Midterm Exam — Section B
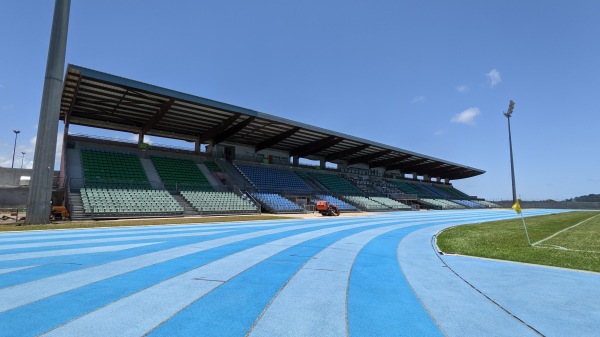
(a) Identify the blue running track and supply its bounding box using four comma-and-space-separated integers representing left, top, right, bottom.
1, 209, 598, 337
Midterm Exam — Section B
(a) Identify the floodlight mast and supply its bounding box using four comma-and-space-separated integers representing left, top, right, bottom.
26, 0, 71, 225
11, 130, 20, 168
504, 100, 517, 203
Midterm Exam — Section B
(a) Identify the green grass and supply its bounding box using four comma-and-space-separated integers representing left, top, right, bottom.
0, 215, 296, 232
437, 211, 600, 273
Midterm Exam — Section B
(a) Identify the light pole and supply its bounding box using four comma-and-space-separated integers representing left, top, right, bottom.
11, 130, 20, 168
21, 152, 26, 169
503, 100, 517, 204
26, 0, 71, 225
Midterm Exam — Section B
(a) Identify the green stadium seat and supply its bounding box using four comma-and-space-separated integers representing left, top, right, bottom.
151, 156, 213, 191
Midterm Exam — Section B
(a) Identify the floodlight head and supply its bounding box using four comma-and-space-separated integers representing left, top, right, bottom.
503, 100, 515, 118
13, 130, 20, 134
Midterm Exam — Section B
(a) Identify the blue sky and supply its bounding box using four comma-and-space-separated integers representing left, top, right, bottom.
1, 1, 599, 200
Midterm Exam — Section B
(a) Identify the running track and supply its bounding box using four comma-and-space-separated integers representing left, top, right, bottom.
1, 209, 598, 337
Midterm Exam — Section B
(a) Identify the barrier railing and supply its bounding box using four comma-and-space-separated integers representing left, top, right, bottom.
86, 205, 184, 220
69, 178, 164, 190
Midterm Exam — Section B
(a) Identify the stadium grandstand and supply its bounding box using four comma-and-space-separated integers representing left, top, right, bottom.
50, 64, 500, 219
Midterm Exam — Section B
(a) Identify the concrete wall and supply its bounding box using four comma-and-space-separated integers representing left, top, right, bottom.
65, 147, 83, 181
0, 187, 29, 208
0, 168, 34, 187
256, 148, 289, 159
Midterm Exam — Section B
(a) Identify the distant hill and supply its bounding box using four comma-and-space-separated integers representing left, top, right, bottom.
565, 194, 600, 202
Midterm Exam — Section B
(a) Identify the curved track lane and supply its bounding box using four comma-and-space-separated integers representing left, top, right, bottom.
1, 209, 594, 337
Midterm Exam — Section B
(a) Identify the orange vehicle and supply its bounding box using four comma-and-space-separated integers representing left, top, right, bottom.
316, 201, 340, 216
51, 206, 70, 220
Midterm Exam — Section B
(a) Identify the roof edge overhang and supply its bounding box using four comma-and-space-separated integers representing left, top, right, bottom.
61, 64, 485, 180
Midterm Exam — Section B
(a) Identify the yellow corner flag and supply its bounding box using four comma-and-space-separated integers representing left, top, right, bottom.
512, 199, 522, 214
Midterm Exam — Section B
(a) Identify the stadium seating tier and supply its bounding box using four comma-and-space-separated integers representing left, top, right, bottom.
180, 191, 258, 214
80, 188, 182, 216
151, 156, 212, 191
81, 149, 150, 188
236, 163, 313, 193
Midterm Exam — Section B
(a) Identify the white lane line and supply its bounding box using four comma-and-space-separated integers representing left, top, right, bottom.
40, 219, 404, 337
0, 221, 299, 243
532, 213, 600, 246
0, 242, 160, 262
0, 219, 353, 313
0, 230, 232, 250
248, 224, 405, 337
0, 265, 40, 275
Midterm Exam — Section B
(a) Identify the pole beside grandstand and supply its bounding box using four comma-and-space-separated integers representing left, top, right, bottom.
26, 0, 71, 224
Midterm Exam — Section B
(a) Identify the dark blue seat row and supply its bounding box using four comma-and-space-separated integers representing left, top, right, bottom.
236, 163, 313, 193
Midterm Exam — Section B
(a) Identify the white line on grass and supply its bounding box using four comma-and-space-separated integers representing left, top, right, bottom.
532, 213, 600, 247
533, 244, 600, 255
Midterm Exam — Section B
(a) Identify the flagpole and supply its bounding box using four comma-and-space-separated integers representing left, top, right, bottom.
520, 212, 531, 246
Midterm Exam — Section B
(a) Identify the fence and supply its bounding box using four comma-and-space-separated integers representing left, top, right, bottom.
494, 200, 600, 210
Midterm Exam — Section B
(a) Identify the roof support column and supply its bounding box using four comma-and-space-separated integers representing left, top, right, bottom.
320, 159, 326, 169
292, 155, 299, 167
26, 0, 71, 225
194, 138, 201, 155
207, 141, 217, 158
58, 111, 70, 189
138, 132, 144, 144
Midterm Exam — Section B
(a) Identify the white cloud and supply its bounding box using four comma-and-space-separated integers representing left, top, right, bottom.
411, 96, 426, 103
26, 133, 64, 168
456, 85, 469, 93
130, 134, 154, 144
1, 104, 14, 110
451, 107, 481, 125
434, 130, 445, 136
486, 69, 501, 86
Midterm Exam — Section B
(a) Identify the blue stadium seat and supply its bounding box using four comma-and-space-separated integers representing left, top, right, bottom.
252, 192, 304, 213
236, 163, 313, 193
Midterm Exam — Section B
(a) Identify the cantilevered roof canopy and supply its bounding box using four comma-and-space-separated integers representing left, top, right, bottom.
60, 65, 484, 180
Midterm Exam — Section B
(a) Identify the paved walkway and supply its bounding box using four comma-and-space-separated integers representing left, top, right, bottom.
0, 209, 597, 336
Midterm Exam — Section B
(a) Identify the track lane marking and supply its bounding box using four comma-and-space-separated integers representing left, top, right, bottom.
40, 220, 403, 337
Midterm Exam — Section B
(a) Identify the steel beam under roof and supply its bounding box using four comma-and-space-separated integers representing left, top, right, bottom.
347, 150, 393, 166
255, 127, 301, 152
369, 155, 412, 169
59, 65, 485, 180
197, 114, 240, 143
290, 136, 343, 157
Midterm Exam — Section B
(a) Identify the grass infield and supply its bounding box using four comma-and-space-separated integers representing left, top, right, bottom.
0, 215, 296, 232
437, 211, 600, 273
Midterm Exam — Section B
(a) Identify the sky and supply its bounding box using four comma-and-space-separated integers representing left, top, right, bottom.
1, 1, 599, 201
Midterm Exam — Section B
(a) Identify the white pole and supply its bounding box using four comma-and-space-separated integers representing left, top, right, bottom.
520, 213, 531, 246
